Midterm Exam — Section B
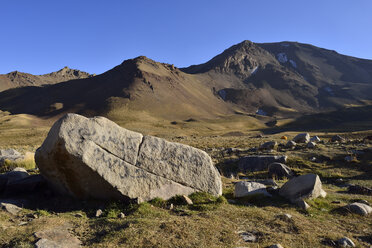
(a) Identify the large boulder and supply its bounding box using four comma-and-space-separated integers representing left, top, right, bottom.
35, 114, 222, 202
238, 155, 287, 172
279, 174, 326, 202
292, 133, 310, 143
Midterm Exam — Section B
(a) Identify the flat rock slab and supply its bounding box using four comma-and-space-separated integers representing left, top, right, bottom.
238, 155, 287, 172
35, 114, 222, 202
0, 202, 22, 215
234, 181, 271, 198
34, 226, 81, 248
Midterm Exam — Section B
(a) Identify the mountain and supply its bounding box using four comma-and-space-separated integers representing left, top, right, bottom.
0, 40, 372, 123
0, 67, 94, 92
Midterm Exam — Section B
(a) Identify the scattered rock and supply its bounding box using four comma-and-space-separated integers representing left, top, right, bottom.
306, 142, 316, 148
346, 202, 372, 216
293, 198, 310, 210
234, 181, 271, 198
310, 136, 321, 142
331, 135, 344, 142
118, 212, 125, 218
279, 174, 326, 202
337, 237, 355, 247
259, 141, 277, 150
348, 185, 372, 195
238, 155, 287, 172
168, 204, 174, 210
0, 149, 24, 166
181, 195, 193, 205
95, 209, 103, 217
285, 141, 296, 149
268, 163, 293, 179
293, 133, 310, 143
35, 114, 222, 202
238, 231, 257, 242
268, 244, 284, 248
34, 226, 81, 248
74, 213, 84, 218
0, 202, 22, 215
277, 213, 292, 221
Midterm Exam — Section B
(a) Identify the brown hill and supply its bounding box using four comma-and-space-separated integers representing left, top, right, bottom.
0, 66, 94, 92
0, 40, 372, 124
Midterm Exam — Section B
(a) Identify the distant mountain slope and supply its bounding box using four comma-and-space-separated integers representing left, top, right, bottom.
0, 57, 236, 120
183, 40, 372, 115
0, 67, 94, 92
0, 40, 372, 122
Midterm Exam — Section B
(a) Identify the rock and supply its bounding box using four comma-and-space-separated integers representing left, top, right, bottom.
0, 168, 30, 192
0, 202, 22, 215
306, 142, 316, 148
0, 149, 24, 166
234, 181, 271, 198
268, 163, 293, 179
331, 135, 344, 142
168, 204, 174, 210
279, 174, 326, 202
269, 244, 284, 248
354, 199, 370, 205
181, 195, 193, 205
75, 213, 84, 218
344, 156, 354, 162
348, 185, 372, 195
3, 174, 46, 196
292, 133, 310, 143
259, 141, 277, 150
118, 212, 125, 218
337, 237, 355, 247
239, 231, 257, 242
35, 239, 61, 248
285, 140, 296, 149
95, 209, 103, 217
238, 155, 287, 172
34, 227, 81, 248
293, 198, 310, 210
310, 136, 321, 142
346, 202, 372, 216
35, 114, 222, 202
277, 213, 292, 221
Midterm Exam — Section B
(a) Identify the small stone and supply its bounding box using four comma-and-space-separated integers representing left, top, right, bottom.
331, 135, 344, 142
168, 204, 174, 210
269, 244, 284, 248
259, 141, 277, 150
346, 202, 372, 216
182, 195, 193, 205
307, 142, 316, 148
278, 213, 292, 221
18, 221, 28, 226
0, 203, 22, 215
310, 136, 321, 142
95, 209, 103, 217
35, 238, 61, 248
118, 212, 125, 218
293, 199, 310, 210
337, 237, 355, 247
285, 141, 296, 148
239, 231, 257, 242
293, 133, 310, 143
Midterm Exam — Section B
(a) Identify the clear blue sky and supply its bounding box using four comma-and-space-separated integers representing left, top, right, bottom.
1, 0, 371, 75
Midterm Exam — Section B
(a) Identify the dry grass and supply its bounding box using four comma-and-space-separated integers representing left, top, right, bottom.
0, 115, 371, 247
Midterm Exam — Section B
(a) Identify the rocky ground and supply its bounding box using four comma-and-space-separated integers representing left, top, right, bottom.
0, 129, 371, 248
